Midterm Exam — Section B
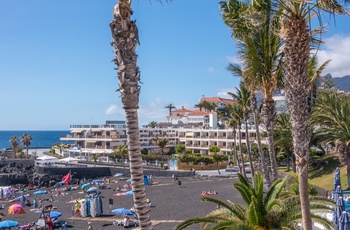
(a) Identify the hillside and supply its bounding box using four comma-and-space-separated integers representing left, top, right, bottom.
334, 75, 350, 91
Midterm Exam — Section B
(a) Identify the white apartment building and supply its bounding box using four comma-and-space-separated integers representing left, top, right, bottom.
60, 120, 263, 156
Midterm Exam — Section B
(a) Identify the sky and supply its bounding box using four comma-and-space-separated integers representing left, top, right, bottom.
1, 0, 350, 130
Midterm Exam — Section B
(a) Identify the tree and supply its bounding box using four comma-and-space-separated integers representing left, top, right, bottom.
148, 121, 158, 128
115, 145, 129, 168
273, 113, 295, 172
152, 137, 168, 170
220, 0, 283, 183
231, 104, 247, 179
110, 0, 151, 227
280, 0, 348, 227
165, 103, 176, 116
175, 172, 335, 230
52, 143, 69, 155
21, 133, 32, 158
227, 111, 242, 174
229, 82, 255, 178
9, 136, 20, 158
194, 102, 205, 111
208, 145, 222, 175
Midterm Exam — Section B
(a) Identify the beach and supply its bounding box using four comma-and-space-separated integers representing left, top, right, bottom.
0, 175, 241, 229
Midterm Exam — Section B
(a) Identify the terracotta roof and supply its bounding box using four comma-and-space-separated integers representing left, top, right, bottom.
172, 108, 193, 113
188, 110, 209, 115
200, 97, 235, 104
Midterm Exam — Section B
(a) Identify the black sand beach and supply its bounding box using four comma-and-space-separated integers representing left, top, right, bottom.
0, 176, 242, 229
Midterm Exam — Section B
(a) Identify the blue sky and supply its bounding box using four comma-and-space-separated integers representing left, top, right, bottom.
1, 1, 349, 130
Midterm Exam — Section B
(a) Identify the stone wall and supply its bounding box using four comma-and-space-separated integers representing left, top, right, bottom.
0, 159, 35, 186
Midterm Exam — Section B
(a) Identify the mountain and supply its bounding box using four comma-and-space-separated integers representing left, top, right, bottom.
333, 75, 350, 91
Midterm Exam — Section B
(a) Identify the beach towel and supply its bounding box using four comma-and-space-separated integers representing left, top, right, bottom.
96, 196, 101, 216
86, 198, 91, 216
90, 198, 97, 217
80, 199, 86, 217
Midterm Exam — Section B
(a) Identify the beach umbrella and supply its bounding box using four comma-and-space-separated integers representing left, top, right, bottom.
335, 185, 344, 202
335, 167, 342, 191
57, 181, 65, 185
114, 173, 123, 177
92, 179, 104, 183
335, 197, 346, 224
111, 208, 133, 216
81, 183, 91, 189
86, 187, 98, 193
126, 179, 132, 183
8, 204, 25, 214
338, 211, 350, 230
34, 190, 47, 195
49, 211, 62, 219
14, 194, 29, 201
0, 220, 19, 229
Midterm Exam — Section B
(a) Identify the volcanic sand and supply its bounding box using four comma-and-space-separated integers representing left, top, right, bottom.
0, 176, 242, 230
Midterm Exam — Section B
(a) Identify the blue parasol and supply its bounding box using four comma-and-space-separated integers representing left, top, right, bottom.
125, 190, 133, 196
126, 179, 132, 183
338, 211, 350, 230
334, 185, 344, 202
92, 179, 104, 183
111, 208, 133, 216
86, 187, 98, 193
114, 173, 123, 177
0, 220, 19, 229
81, 183, 91, 189
33, 190, 47, 195
49, 211, 62, 220
335, 167, 342, 191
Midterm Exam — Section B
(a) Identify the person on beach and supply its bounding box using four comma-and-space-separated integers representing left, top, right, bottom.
87, 222, 93, 230
74, 200, 81, 217
0, 188, 3, 200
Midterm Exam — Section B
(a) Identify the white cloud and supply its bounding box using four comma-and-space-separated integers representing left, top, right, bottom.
217, 88, 237, 99
105, 104, 123, 115
317, 34, 350, 77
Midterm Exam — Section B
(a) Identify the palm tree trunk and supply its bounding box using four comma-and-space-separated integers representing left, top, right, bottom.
110, 1, 152, 229
26, 146, 29, 158
161, 149, 164, 170
261, 99, 279, 181
232, 130, 242, 174
238, 127, 247, 178
283, 16, 312, 230
251, 95, 271, 186
244, 114, 255, 178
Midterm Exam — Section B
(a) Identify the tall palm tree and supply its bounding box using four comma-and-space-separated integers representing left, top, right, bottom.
281, 1, 348, 227
194, 102, 205, 111
227, 110, 242, 174
229, 82, 255, 178
21, 133, 32, 158
227, 64, 271, 186
115, 145, 129, 168
9, 136, 20, 158
152, 137, 168, 170
220, 0, 283, 183
165, 103, 176, 116
175, 172, 335, 230
110, 0, 151, 228
231, 104, 247, 179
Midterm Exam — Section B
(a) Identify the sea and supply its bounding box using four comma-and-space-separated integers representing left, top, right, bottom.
0, 130, 74, 150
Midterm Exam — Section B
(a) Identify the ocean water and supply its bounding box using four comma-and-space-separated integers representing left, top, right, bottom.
0, 130, 73, 150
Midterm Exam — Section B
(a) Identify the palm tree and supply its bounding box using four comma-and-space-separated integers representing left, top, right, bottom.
52, 143, 69, 155
227, 111, 242, 174
165, 103, 176, 116
9, 136, 20, 158
152, 137, 168, 170
148, 121, 158, 128
220, 0, 283, 184
311, 91, 350, 187
280, 0, 348, 227
20, 133, 32, 158
274, 113, 295, 172
194, 102, 205, 111
110, 0, 151, 227
231, 104, 247, 179
208, 145, 222, 175
229, 82, 255, 178
115, 145, 129, 168
175, 172, 335, 230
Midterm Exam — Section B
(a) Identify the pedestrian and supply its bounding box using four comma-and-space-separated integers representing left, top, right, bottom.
87, 222, 93, 230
